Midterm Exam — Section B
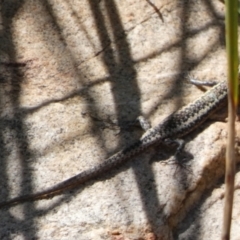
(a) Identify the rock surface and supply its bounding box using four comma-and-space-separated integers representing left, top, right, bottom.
0, 0, 239, 239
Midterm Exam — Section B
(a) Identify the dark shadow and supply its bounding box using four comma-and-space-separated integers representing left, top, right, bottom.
86, 0, 168, 232
0, 0, 38, 239
145, 0, 164, 22
173, 160, 236, 239
0, 0, 228, 239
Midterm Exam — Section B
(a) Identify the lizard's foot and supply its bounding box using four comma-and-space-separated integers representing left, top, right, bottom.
118, 115, 151, 132
163, 138, 192, 171
164, 138, 185, 154
136, 116, 151, 131
187, 73, 218, 87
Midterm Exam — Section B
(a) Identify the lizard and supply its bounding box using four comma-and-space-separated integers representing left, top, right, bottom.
0, 79, 228, 208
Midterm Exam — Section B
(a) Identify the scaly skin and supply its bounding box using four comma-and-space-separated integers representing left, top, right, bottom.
0, 81, 227, 208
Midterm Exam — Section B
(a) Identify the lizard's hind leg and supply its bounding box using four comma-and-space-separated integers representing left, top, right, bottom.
136, 116, 151, 131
